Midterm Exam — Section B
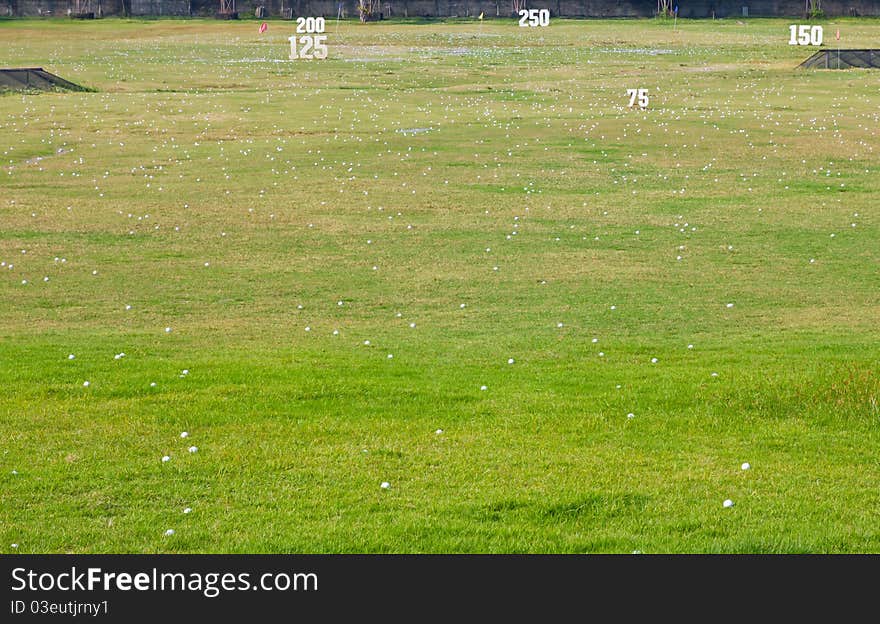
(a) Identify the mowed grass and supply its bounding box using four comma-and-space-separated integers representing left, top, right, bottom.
1, 17, 879, 553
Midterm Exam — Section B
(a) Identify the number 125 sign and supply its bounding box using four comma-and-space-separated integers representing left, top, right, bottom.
290, 17, 328, 60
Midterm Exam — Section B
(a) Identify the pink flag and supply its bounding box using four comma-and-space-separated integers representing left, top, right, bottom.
259, 22, 268, 33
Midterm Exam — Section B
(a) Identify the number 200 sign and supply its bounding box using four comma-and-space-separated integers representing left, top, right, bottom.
290, 17, 328, 60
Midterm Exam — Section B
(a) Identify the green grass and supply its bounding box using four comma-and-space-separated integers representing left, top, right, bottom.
1, 17, 879, 553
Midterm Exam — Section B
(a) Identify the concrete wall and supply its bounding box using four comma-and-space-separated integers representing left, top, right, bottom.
4, 0, 880, 17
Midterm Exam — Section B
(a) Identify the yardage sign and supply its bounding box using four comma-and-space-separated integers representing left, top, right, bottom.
789, 25, 823, 45
289, 17, 328, 60
627, 88, 648, 108
519, 9, 550, 27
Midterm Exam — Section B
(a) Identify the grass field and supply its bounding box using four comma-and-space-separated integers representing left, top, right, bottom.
1, 16, 879, 553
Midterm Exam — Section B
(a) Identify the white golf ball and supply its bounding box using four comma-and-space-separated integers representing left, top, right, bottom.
651, 357, 658, 364
741, 462, 751, 471
480, 385, 487, 391
82, 381, 90, 387
507, 358, 514, 364
180, 432, 188, 438
68, 354, 75, 360
164, 529, 175, 536
165, 327, 172, 333
188, 446, 198, 453
380, 482, 390, 489
161, 455, 170, 463
435, 429, 443, 435
183, 508, 192, 514
723, 499, 734, 508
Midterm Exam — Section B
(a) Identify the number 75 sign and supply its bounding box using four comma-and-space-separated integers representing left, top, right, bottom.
627, 88, 649, 108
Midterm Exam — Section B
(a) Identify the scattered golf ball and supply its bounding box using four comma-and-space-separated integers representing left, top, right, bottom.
188, 446, 198, 453
480, 385, 487, 391
508, 358, 515, 364
161, 455, 170, 463
741, 462, 751, 471
380, 482, 390, 489
165, 327, 172, 333
435, 429, 443, 435
68, 354, 75, 360
723, 499, 734, 508
650, 357, 658, 364
726, 303, 734, 308
180, 432, 189, 438
627, 413, 635, 419
82, 381, 90, 387
164, 529, 175, 536
183, 508, 192, 514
